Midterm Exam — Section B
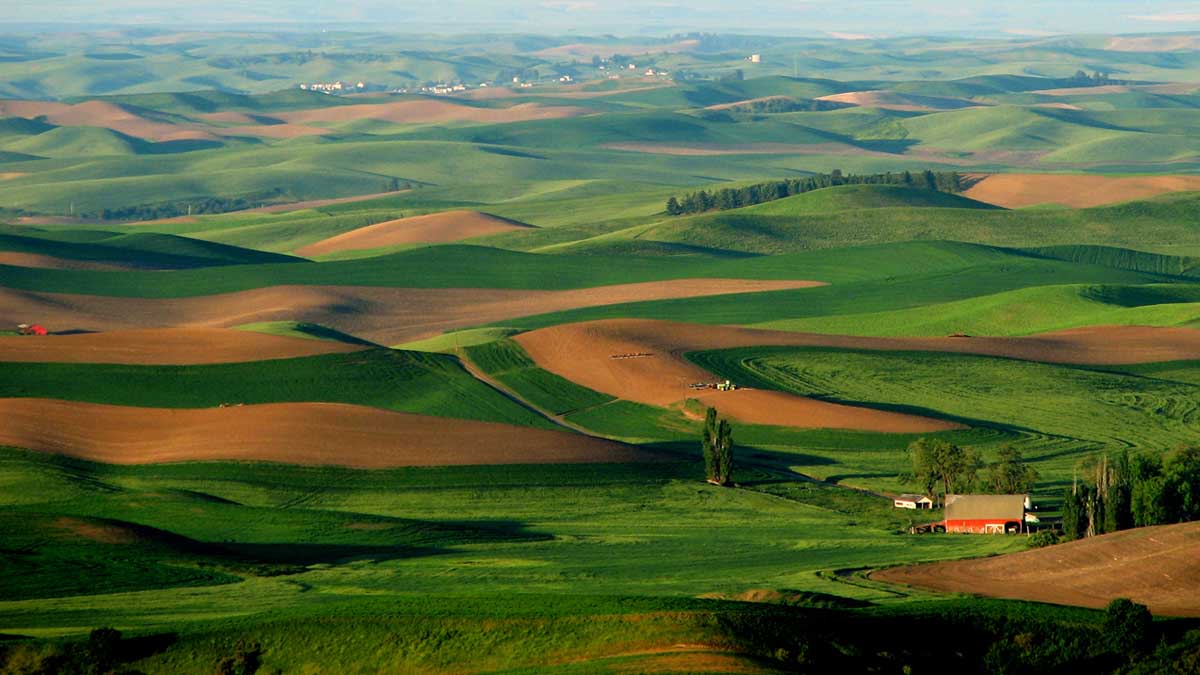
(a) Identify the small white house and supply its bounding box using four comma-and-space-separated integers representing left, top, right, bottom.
894, 494, 934, 510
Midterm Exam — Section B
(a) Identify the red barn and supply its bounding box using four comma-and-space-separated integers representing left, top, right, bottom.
17, 324, 48, 336
943, 494, 1028, 534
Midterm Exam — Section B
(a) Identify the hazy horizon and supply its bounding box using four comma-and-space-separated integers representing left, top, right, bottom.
3, 1, 1200, 37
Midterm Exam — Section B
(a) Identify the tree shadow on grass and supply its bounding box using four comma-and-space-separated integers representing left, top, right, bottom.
219, 518, 551, 568
119, 632, 179, 664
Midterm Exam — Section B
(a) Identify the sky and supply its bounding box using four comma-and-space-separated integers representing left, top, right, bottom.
3, 0, 1200, 36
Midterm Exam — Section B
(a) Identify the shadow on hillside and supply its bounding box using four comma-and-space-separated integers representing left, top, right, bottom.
119, 632, 179, 664
220, 518, 550, 568
853, 138, 920, 154
821, 472, 896, 485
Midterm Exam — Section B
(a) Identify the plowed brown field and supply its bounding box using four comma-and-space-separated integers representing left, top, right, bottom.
0, 399, 650, 467
515, 320, 960, 432
815, 90, 979, 111
0, 280, 822, 345
0, 252, 133, 271
0, 327, 366, 364
874, 522, 1200, 616
515, 319, 1200, 430
963, 173, 1200, 208
0, 100, 220, 142
296, 210, 532, 256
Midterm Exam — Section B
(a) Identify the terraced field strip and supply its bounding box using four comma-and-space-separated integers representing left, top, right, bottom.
0, 399, 651, 467
964, 173, 1200, 209
692, 344, 1200, 467
0, 279, 823, 344
515, 320, 960, 433
874, 522, 1200, 616
0, 327, 367, 364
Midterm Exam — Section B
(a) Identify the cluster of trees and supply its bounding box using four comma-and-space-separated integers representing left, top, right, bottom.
0, 627, 137, 675
708, 98, 847, 115
908, 439, 1038, 504
701, 407, 734, 486
382, 177, 415, 193
211, 51, 396, 68
0, 628, 266, 675
84, 190, 286, 221
1070, 69, 1122, 85
665, 170, 964, 215
1062, 446, 1200, 540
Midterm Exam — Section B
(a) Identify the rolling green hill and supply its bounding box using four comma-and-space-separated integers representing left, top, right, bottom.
6, 35, 1200, 675
0, 348, 553, 428
502, 256, 1173, 332
753, 283, 1200, 336
691, 345, 1200, 467
0, 227, 304, 268
629, 190, 1200, 256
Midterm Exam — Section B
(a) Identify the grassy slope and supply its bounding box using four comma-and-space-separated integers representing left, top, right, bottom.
636, 190, 1200, 256
234, 321, 379, 346
0, 238, 1078, 298
0, 227, 303, 267
464, 339, 615, 416
754, 283, 1200, 336
502, 255, 1171, 332
0, 449, 1020, 638
690, 346, 1200, 485
0, 349, 553, 428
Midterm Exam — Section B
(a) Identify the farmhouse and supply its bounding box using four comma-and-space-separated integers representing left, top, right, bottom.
894, 494, 934, 509
943, 494, 1029, 534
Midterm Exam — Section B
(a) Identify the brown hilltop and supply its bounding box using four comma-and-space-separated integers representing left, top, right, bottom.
875, 522, 1200, 617
0, 399, 653, 468
296, 211, 534, 257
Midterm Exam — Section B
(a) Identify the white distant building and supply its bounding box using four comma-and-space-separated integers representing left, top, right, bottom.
749, 54, 762, 63
301, 80, 360, 94
893, 494, 934, 510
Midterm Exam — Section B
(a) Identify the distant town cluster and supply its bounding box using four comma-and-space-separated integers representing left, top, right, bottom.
295, 54, 681, 97
299, 80, 367, 93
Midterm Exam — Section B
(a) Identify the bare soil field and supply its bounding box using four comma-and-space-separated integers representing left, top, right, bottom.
603, 142, 860, 156
815, 90, 980, 111
0, 399, 649, 468
217, 123, 331, 139
526, 319, 1200, 366
0, 327, 366, 364
703, 96, 794, 111
296, 210, 534, 256
874, 522, 1200, 617
515, 319, 1200, 429
0, 279, 822, 345
0, 100, 220, 142
0, 172, 26, 180
963, 173, 1200, 208
1029, 84, 1135, 97
276, 100, 590, 125
198, 111, 284, 125
1105, 35, 1200, 52
0, 252, 134, 271
515, 320, 960, 432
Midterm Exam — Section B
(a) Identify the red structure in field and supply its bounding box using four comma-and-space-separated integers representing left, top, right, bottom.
943, 494, 1029, 534
17, 324, 48, 336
